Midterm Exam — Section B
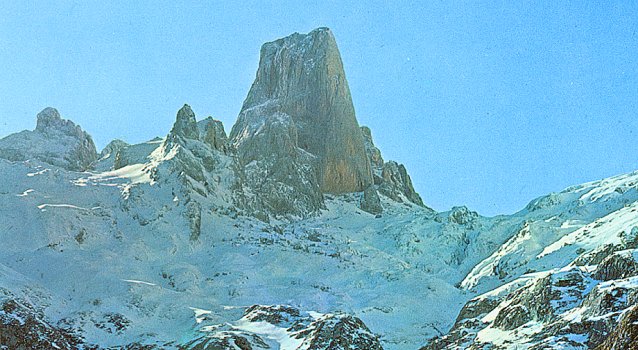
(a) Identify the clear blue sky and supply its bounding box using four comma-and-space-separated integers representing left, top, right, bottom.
1, 1, 637, 216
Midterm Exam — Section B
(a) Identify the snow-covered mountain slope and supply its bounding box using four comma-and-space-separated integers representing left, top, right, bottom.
0, 97, 522, 349
423, 175, 638, 349
5, 114, 636, 349
461, 170, 638, 294
0, 145, 510, 348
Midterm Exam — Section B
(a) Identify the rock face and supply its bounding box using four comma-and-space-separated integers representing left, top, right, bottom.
361, 126, 424, 206
198, 117, 229, 153
596, 305, 638, 350
170, 104, 200, 140
226, 28, 425, 218
423, 245, 638, 350
298, 313, 384, 350
232, 111, 324, 219
360, 185, 383, 215
0, 297, 91, 349
0, 107, 97, 171
230, 27, 373, 195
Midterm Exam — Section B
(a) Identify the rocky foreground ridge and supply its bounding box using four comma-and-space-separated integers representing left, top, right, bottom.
1, 27, 638, 350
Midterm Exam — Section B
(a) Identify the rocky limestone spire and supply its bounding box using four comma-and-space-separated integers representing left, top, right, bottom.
35, 107, 62, 132
170, 104, 199, 140
230, 27, 373, 194
197, 117, 229, 153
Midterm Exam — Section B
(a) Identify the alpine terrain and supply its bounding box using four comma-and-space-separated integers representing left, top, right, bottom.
0, 28, 637, 350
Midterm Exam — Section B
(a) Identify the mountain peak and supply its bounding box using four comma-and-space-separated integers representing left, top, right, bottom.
231, 27, 372, 194
170, 104, 199, 140
0, 107, 97, 171
35, 107, 61, 130
34, 107, 85, 138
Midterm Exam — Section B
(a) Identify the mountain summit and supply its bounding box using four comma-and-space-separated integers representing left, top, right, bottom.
228, 28, 423, 218
0, 107, 97, 171
230, 27, 373, 194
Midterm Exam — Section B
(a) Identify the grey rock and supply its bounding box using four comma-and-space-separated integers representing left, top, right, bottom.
182, 331, 269, 349
361, 126, 384, 175
447, 206, 479, 225
0, 297, 90, 349
379, 161, 424, 206
198, 117, 229, 153
595, 304, 638, 350
232, 112, 324, 219
162, 105, 226, 190
241, 305, 383, 350
361, 126, 424, 206
230, 27, 373, 195
593, 250, 638, 281
0, 107, 97, 171
298, 313, 384, 350
186, 201, 202, 241
99, 139, 129, 160
360, 186, 383, 215
227, 28, 425, 218
94, 139, 130, 171
170, 104, 199, 140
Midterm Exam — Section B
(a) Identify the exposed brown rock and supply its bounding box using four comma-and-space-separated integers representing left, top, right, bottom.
595, 305, 638, 350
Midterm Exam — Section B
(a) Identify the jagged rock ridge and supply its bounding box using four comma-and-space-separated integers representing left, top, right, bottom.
361, 126, 424, 207
0, 107, 97, 171
187, 305, 384, 349
422, 170, 638, 349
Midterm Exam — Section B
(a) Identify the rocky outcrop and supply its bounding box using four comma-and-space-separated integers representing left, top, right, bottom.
163, 105, 229, 188
595, 305, 638, 350
170, 104, 199, 140
379, 161, 423, 206
0, 107, 97, 171
192, 305, 384, 350
183, 332, 269, 349
230, 27, 373, 195
198, 117, 229, 153
424, 249, 638, 350
231, 112, 324, 219
360, 186, 383, 215
297, 313, 384, 350
0, 297, 92, 349
99, 139, 129, 160
226, 28, 426, 218
447, 206, 479, 226
361, 125, 424, 206
593, 250, 638, 281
